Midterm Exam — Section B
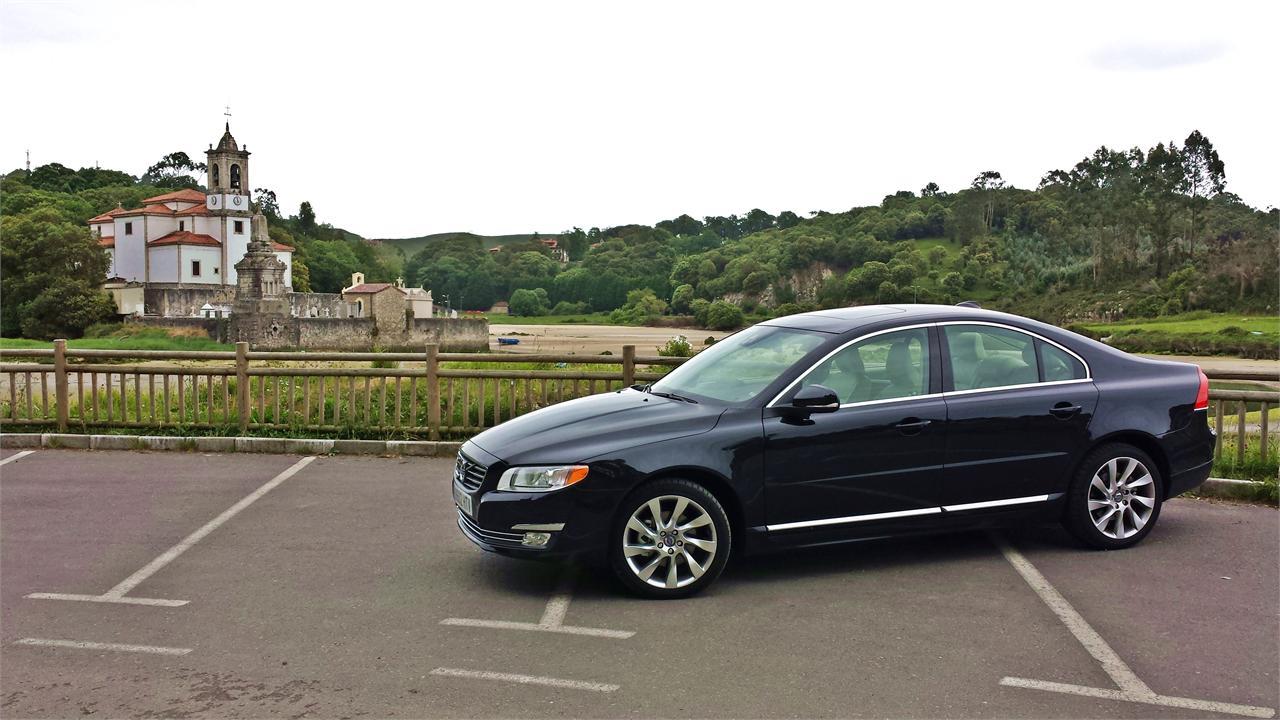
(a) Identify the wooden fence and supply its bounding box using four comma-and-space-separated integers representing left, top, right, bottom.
0, 342, 679, 440
0, 341, 1276, 464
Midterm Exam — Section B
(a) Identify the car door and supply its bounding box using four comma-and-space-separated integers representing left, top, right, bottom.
763, 325, 947, 532
938, 323, 1098, 510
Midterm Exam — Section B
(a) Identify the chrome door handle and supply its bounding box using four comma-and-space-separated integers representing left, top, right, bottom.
895, 418, 932, 434
1050, 403, 1082, 419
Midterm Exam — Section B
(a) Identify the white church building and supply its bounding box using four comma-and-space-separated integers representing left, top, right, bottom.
89, 124, 293, 287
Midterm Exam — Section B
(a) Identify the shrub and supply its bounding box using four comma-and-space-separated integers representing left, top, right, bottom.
509, 288, 549, 316
657, 335, 693, 357
704, 301, 745, 330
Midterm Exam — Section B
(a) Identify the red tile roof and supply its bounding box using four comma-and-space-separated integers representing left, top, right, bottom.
273, 242, 295, 252
149, 231, 221, 247
175, 204, 211, 216
88, 207, 129, 223
344, 283, 403, 294
116, 203, 176, 217
141, 188, 207, 204
98, 235, 115, 248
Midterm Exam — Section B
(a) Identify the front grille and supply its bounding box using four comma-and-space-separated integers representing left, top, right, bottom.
454, 452, 487, 491
458, 511, 525, 547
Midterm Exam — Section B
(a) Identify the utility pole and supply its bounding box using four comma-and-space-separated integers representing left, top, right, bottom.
25, 148, 30, 174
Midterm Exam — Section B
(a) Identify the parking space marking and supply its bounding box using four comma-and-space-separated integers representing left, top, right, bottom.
26, 456, 317, 607
994, 535, 1276, 719
441, 568, 635, 639
0, 450, 35, 467
430, 667, 619, 693
14, 638, 192, 656
1000, 677, 1277, 719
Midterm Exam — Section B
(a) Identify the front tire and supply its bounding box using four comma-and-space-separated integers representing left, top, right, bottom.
609, 478, 731, 599
1064, 443, 1164, 550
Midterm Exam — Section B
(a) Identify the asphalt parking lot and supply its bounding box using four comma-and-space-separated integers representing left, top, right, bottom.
1, 449, 1276, 718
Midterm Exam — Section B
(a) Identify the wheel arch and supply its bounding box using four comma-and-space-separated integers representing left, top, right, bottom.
1079, 431, 1174, 499
635, 467, 746, 555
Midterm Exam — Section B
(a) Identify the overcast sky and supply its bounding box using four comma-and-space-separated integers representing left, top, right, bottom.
2, 0, 1276, 238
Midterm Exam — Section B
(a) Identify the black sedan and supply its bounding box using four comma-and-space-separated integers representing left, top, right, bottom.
452, 304, 1215, 598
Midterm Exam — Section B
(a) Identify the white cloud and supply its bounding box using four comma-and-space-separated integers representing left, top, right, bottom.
1091, 42, 1228, 71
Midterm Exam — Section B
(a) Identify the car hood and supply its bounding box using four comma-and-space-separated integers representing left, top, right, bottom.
468, 388, 724, 464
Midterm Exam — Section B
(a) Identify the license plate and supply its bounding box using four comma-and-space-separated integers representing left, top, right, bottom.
453, 483, 474, 517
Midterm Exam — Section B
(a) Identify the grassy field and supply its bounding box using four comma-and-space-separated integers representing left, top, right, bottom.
1, 329, 232, 352
1081, 313, 1279, 342
486, 312, 614, 325
1074, 311, 1279, 359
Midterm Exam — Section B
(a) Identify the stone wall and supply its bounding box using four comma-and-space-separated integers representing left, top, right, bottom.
126, 316, 226, 342
144, 286, 235, 317
289, 292, 355, 319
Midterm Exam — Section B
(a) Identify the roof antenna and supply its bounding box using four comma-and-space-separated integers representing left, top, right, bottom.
955, 300, 982, 309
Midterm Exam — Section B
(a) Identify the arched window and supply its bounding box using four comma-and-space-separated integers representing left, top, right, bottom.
230, 163, 241, 189
211, 164, 220, 186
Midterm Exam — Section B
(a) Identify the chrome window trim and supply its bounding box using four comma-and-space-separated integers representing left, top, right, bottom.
767, 323, 935, 408
767, 494, 1058, 532
943, 378, 1093, 398
936, 319, 1092, 381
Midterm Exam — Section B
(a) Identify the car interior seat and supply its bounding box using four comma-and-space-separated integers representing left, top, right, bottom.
971, 354, 1037, 389
949, 331, 986, 390
881, 341, 923, 399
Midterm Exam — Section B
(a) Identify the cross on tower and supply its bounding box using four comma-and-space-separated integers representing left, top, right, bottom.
224, 105, 232, 121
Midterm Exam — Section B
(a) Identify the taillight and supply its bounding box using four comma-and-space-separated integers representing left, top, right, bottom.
1194, 368, 1210, 411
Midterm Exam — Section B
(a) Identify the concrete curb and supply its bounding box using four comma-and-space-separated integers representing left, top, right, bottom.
1, 433, 461, 458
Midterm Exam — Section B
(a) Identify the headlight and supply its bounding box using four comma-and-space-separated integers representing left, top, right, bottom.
497, 465, 589, 492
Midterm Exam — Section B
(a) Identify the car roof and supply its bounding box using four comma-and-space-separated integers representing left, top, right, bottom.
760, 303, 1036, 334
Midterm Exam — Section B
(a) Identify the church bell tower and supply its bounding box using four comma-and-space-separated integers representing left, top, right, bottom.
205, 122, 251, 214
206, 120, 253, 286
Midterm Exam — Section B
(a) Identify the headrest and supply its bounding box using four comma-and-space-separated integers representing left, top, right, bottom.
952, 332, 986, 361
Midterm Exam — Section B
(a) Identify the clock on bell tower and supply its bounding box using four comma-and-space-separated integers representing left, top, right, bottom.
205, 121, 252, 215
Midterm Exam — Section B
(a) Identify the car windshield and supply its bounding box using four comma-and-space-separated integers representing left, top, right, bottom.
649, 325, 827, 404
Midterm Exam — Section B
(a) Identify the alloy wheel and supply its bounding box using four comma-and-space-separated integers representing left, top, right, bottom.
621, 495, 718, 589
1087, 456, 1157, 540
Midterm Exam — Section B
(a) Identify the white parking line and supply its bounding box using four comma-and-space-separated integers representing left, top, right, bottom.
0, 450, 35, 467
14, 638, 192, 656
26, 455, 317, 607
430, 667, 618, 693
994, 535, 1276, 719
441, 567, 635, 639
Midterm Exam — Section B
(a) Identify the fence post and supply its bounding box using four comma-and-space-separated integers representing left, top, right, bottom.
426, 344, 440, 441
622, 345, 636, 387
1237, 399, 1247, 466
236, 342, 250, 434
53, 339, 68, 432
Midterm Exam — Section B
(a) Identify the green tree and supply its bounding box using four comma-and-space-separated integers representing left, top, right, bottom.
297, 201, 316, 232
509, 288, 549, 316
141, 152, 206, 188
670, 284, 695, 314
1, 208, 115, 338
703, 301, 745, 330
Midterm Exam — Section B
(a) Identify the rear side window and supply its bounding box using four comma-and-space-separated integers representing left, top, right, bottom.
1039, 342, 1086, 382
944, 325, 1038, 391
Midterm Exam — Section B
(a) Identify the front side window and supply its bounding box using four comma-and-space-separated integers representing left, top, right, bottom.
234, 220, 244, 234
191, 260, 201, 277
944, 325, 1039, 391
800, 327, 930, 404
124, 221, 133, 235
651, 324, 826, 404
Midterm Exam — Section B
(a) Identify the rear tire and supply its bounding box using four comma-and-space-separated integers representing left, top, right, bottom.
1064, 443, 1164, 550
609, 478, 731, 599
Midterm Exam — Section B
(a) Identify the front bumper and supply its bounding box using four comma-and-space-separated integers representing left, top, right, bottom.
450, 443, 617, 561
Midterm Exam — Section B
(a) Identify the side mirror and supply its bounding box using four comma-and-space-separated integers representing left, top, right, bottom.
789, 384, 840, 414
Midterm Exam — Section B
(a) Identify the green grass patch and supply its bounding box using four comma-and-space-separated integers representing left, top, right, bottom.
1081, 312, 1279, 341
1, 328, 232, 352
487, 312, 617, 325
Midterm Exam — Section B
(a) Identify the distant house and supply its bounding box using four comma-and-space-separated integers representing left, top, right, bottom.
489, 301, 509, 315
341, 272, 405, 319
396, 277, 435, 319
